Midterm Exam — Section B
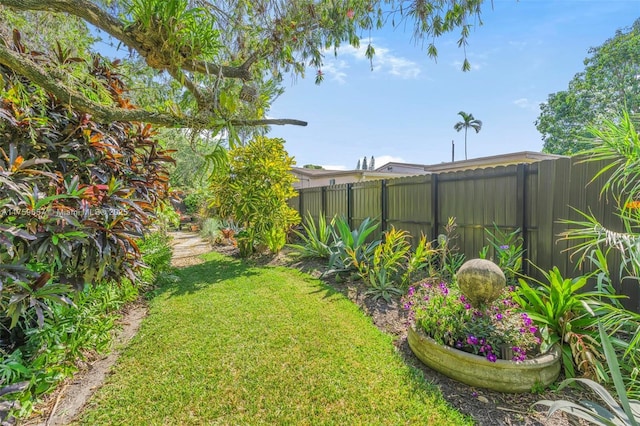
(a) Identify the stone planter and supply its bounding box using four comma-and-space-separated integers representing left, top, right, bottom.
407, 327, 561, 393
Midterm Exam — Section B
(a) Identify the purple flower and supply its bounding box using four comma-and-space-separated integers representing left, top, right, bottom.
464, 303, 471, 310
529, 326, 538, 334
408, 287, 415, 296
487, 353, 497, 362
459, 295, 467, 303
499, 245, 509, 250
403, 302, 412, 310
455, 341, 463, 348
467, 335, 479, 345
521, 313, 532, 326
496, 313, 503, 320
472, 392, 478, 397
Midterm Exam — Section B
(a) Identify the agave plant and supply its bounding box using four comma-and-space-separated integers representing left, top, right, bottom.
288, 211, 336, 259
326, 216, 380, 273
537, 323, 640, 426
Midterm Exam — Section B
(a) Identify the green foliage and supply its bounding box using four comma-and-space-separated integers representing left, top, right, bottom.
208, 136, 299, 257
537, 19, 640, 155
513, 267, 619, 378
537, 324, 640, 426
349, 227, 436, 302
0, 36, 172, 345
327, 216, 380, 272
288, 212, 336, 259
560, 113, 640, 275
437, 217, 466, 281
479, 225, 524, 286
154, 201, 181, 231
0, 278, 140, 418
138, 231, 174, 277
125, 0, 221, 63
552, 112, 640, 398
200, 217, 223, 245
352, 227, 412, 302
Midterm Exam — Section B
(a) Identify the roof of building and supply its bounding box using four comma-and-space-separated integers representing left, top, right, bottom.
375, 151, 567, 174
291, 167, 409, 179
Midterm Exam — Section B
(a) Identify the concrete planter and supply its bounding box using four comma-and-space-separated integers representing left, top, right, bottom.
407, 327, 561, 393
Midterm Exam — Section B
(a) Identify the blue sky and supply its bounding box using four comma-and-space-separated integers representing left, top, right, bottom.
267, 0, 640, 170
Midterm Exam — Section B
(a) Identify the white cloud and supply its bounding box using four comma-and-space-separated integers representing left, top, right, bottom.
320, 42, 421, 82
372, 155, 405, 168
321, 164, 348, 171
320, 60, 349, 84
508, 40, 528, 50
513, 98, 541, 112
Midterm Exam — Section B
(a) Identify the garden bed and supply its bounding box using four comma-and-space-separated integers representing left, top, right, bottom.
240, 246, 589, 426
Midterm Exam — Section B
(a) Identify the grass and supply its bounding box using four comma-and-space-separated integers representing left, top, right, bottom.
76, 252, 471, 425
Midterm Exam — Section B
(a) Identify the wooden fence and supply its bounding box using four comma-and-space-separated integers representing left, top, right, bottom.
288, 157, 640, 312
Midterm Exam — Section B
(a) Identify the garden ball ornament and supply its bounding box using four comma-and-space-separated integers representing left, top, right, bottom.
456, 259, 506, 306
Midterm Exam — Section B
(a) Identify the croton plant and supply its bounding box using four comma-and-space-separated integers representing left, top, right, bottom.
0, 31, 174, 345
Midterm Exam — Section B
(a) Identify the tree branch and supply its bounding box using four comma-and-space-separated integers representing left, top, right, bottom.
0, 0, 252, 80
0, 43, 306, 128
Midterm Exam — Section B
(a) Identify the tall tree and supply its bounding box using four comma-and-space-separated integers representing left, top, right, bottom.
356, 159, 361, 170
370, 156, 375, 170
362, 156, 368, 170
0, 0, 492, 139
536, 19, 640, 155
454, 111, 482, 160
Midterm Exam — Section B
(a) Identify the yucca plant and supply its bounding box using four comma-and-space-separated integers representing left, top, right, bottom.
537, 323, 640, 426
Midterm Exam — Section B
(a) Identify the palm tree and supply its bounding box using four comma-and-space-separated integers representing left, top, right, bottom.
454, 111, 483, 160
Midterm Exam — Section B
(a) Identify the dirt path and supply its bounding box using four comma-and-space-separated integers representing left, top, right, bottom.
30, 232, 211, 425
170, 231, 213, 267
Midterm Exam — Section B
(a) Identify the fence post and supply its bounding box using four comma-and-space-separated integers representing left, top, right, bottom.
298, 189, 304, 218
347, 183, 353, 229
516, 164, 528, 275
381, 180, 387, 232
321, 186, 327, 220
431, 174, 439, 242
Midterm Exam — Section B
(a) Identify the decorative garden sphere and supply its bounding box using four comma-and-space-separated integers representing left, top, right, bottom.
456, 259, 506, 306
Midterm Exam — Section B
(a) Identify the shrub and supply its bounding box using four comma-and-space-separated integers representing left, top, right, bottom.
208, 136, 299, 257
0, 34, 173, 417
0, 34, 173, 337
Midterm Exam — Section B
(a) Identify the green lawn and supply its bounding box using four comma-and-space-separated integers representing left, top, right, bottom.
76, 252, 471, 425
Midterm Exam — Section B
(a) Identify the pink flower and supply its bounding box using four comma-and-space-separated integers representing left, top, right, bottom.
346, 9, 355, 19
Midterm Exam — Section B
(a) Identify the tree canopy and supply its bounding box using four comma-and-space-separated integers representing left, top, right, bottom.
536, 18, 640, 155
0, 0, 490, 138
